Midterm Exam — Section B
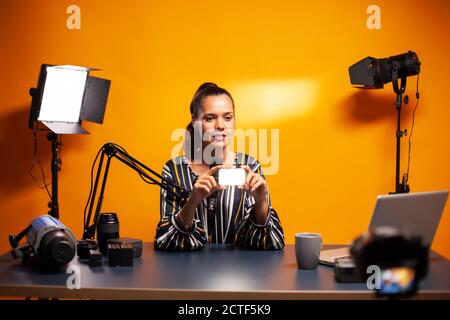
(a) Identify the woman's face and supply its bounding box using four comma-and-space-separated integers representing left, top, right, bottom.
195, 94, 235, 149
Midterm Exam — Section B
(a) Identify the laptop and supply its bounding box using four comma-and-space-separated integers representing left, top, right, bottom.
319, 190, 449, 266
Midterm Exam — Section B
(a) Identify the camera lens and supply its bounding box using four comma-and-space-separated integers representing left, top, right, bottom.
97, 212, 119, 255
77, 240, 98, 259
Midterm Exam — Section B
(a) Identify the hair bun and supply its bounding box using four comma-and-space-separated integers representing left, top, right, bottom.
196, 82, 218, 93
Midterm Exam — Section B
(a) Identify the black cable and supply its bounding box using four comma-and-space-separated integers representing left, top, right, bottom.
58, 135, 62, 170
111, 143, 157, 185
404, 74, 420, 185
83, 143, 169, 228
109, 143, 184, 189
83, 146, 102, 228
29, 122, 52, 200
118, 144, 192, 199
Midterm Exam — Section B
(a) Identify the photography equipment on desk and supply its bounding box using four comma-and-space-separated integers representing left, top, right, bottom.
350, 226, 429, 298
97, 212, 120, 255
79, 143, 191, 264
320, 190, 448, 266
334, 256, 363, 283
79, 238, 142, 268
76, 240, 104, 268
107, 242, 134, 267
88, 249, 103, 268
76, 239, 98, 259
28, 64, 111, 219
349, 51, 421, 194
8, 215, 77, 272
107, 238, 143, 258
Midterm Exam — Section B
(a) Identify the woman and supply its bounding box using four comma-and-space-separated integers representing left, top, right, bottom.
154, 82, 285, 251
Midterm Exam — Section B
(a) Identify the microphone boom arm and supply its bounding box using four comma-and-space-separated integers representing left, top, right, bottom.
82, 143, 190, 240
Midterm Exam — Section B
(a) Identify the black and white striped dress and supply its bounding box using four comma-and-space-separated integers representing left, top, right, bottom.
154, 152, 285, 251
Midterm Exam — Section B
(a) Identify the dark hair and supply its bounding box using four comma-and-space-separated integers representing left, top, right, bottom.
184, 82, 235, 160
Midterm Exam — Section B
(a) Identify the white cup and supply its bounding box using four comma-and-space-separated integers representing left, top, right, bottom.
295, 233, 323, 269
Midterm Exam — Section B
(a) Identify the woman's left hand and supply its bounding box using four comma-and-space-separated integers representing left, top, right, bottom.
240, 165, 268, 202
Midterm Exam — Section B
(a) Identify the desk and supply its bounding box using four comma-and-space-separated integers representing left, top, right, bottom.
1, 244, 450, 299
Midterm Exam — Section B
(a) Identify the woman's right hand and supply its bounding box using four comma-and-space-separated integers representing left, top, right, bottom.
190, 165, 226, 204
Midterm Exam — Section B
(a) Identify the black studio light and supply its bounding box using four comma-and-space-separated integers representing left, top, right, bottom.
349, 51, 421, 194
349, 51, 421, 91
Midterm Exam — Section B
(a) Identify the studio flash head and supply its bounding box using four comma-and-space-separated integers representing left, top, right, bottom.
9, 215, 77, 271
349, 51, 421, 89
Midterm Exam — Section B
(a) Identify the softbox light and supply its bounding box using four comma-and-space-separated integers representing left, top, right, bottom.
29, 64, 111, 134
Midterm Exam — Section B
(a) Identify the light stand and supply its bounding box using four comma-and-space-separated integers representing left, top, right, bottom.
391, 64, 410, 194
82, 143, 190, 240
348, 51, 421, 194
47, 132, 62, 218
28, 64, 111, 219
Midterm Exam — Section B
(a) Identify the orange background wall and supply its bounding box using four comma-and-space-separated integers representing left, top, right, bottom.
1, 0, 449, 258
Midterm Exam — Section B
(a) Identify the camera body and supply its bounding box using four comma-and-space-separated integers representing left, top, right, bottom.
350, 226, 429, 297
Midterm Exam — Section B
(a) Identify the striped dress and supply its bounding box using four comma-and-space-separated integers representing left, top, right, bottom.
154, 152, 285, 251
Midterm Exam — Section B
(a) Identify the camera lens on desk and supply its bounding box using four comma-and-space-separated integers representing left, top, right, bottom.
97, 212, 119, 255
